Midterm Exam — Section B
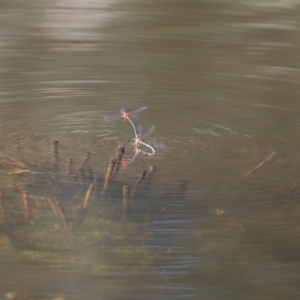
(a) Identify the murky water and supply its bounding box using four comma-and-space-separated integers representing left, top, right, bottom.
1, 1, 300, 299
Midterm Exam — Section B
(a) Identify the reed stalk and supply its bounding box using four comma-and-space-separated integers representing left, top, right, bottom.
83, 184, 95, 208
112, 146, 125, 179
101, 158, 117, 197
130, 170, 147, 201
122, 185, 130, 213
22, 191, 30, 218
64, 157, 73, 185
143, 165, 156, 194
78, 151, 91, 171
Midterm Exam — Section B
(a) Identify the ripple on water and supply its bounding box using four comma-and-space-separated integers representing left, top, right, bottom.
0, 110, 167, 172
1, 102, 300, 201
151, 101, 300, 201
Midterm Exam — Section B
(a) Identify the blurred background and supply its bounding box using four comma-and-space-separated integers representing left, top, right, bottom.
0, 0, 300, 299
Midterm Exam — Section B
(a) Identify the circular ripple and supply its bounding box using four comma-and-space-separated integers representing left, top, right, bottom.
0, 110, 167, 174
146, 105, 300, 200
1, 105, 300, 200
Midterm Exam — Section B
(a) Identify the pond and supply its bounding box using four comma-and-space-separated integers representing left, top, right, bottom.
0, 0, 300, 299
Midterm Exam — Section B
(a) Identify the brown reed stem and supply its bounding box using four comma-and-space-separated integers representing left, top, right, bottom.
143, 165, 156, 193
123, 186, 130, 213
56, 201, 69, 230
51, 139, 59, 155
51, 140, 59, 172
112, 146, 125, 179
64, 157, 73, 185
47, 197, 59, 218
244, 152, 274, 176
101, 158, 117, 197
83, 184, 95, 208
78, 151, 91, 171
130, 170, 147, 201
22, 191, 30, 218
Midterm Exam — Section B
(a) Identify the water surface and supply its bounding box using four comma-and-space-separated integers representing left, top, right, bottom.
1, 1, 300, 299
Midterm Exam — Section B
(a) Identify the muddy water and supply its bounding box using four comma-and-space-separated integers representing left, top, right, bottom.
0, 1, 300, 299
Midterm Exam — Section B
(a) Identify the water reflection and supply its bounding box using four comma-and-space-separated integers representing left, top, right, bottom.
41, 0, 112, 51
0, 0, 300, 299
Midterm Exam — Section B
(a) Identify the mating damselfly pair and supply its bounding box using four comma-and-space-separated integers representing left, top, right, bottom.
104, 107, 164, 160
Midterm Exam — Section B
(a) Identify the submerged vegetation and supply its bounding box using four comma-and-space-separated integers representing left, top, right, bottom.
0, 137, 187, 269
0, 108, 191, 299
1, 109, 300, 299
